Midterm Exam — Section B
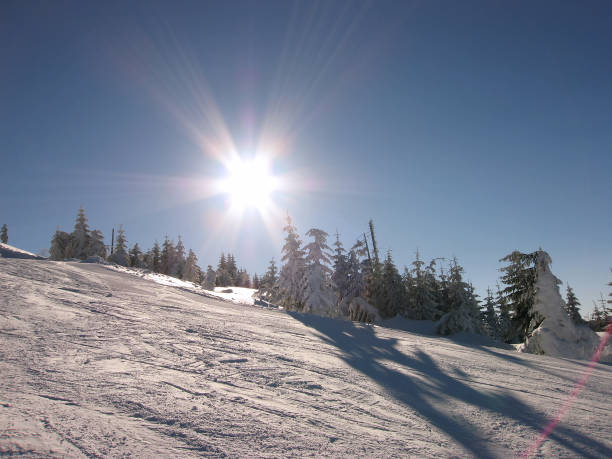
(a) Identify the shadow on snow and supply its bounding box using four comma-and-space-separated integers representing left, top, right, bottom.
288, 311, 610, 459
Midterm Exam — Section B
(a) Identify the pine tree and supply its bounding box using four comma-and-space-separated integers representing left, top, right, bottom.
108, 225, 129, 266
182, 249, 201, 283
216, 253, 229, 286
565, 284, 583, 324
406, 250, 439, 320
436, 258, 483, 335
227, 254, 238, 285
160, 236, 176, 275
252, 273, 260, 289
302, 228, 337, 316
331, 231, 350, 303
71, 207, 91, 260
499, 250, 538, 342
203, 265, 216, 290
150, 241, 161, 272
378, 250, 406, 318
49, 229, 71, 260
278, 215, 306, 310
481, 287, 499, 338
88, 229, 106, 258
173, 236, 186, 277
129, 243, 143, 268
1, 224, 7, 243
260, 258, 279, 302
495, 283, 512, 341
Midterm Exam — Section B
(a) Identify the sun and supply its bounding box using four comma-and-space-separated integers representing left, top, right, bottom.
220, 156, 278, 213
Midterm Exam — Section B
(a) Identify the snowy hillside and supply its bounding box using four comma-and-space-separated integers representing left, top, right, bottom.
0, 242, 44, 259
1, 259, 611, 458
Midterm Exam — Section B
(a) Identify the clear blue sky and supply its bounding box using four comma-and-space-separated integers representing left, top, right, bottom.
2, 0, 610, 315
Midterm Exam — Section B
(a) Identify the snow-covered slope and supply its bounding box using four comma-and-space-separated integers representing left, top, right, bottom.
1, 259, 611, 458
0, 242, 43, 259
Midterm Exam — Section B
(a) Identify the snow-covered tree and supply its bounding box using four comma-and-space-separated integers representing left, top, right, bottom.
481, 287, 499, 338
499, 250, 538, 342
182, 249, 201, 283
278, 215, 306, 310
71, 207, 91, 260
88, 229, 106, 258
565, 284, 583, 324
108, 225, 129, 266
302, 228, 337, 316
1, 224, 7, 243
49, 229, 71, 260
203, 265, 216, 290
436, 258, 483, 336
129, 243, 143, 268
405, 250, 439, 320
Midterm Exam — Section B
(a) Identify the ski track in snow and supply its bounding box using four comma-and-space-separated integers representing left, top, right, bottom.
1, 259, 611, 458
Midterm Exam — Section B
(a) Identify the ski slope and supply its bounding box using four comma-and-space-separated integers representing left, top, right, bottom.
1, 259, 611, 458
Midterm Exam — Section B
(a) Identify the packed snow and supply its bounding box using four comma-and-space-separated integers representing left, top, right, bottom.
1, 258, 611, 457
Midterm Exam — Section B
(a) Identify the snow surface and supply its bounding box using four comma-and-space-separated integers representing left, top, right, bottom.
0, 242, 43, 259
1, 258, 612, 458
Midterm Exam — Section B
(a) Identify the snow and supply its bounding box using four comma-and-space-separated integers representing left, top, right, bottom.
519, 251, 610, 361
0, 242, 43, 259
1, 258, 612, 457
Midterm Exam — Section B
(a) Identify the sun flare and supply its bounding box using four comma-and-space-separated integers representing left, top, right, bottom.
220, 156, 278, 213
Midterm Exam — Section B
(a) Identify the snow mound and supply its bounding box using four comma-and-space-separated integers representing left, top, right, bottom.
519, 251, 611, 362
0, 243, 44, 259
211, 286, 257, 305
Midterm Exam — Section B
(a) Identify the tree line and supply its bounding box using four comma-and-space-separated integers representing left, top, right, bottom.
257, 215, 612, 339
48, 207, 254, 290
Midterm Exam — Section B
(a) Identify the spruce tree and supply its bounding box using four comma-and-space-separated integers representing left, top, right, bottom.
173, 236, 186, 277
406, 250, 439, 320
49, 229, 71, 260
71, 206, 91, 260
129, 243, 143, 268
565, 284, 583, 324
364, 220, 384, 314
481, 287, 499, 338
150, 241, 161, 272
108, 225, 129, 266
436, 258, 483, 335
88, 229, 106, 258
278, 215, 306, 310
379, 250, 406, 318
203, 265, 216, 290
302, 228, 336, 316
182, 249, 200, 283
226, 254, 238, 285
260, 258, 279, 302
1, 224, 7, 243
160, 236, 176, 275
332, 231, 350, 303
252, 273, 260, 289
499, 250, 538, 342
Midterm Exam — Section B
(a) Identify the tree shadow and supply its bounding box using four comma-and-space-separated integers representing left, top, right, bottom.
288, 312, 611, 458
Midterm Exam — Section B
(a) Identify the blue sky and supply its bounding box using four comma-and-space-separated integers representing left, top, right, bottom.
2, 0, 610, 314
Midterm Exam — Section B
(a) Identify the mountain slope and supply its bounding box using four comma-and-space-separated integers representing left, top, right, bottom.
1, 259, 611, 458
